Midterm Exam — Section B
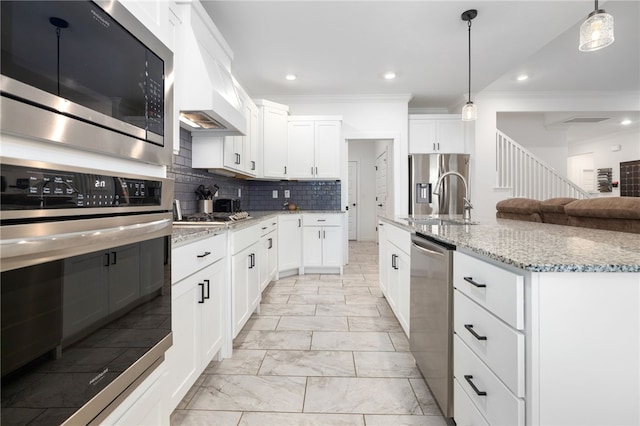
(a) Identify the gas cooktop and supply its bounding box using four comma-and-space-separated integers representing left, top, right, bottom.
174, 211, 251, 225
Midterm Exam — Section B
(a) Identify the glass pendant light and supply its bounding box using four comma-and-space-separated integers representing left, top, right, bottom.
461, 10, 477, 121
579, 0, 614, 52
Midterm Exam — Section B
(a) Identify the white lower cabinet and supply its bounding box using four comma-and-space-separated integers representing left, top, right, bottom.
278, 214, 302, 276
453, 378, 490, 426
377, 220, 410, 336
231, 225, 261, 338
302, 214, 344, 273
259, 220, 278, 291
167, 233, 227, 411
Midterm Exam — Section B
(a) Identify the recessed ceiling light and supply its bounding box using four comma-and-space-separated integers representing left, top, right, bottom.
621, 119, 632, 125
285, 74, 296, 81
384, 72, 396, 80
516, 74, 529, 81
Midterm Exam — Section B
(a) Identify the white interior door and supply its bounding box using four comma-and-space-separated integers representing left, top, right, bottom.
376, 150, 388, 218
348, 161, 358, 240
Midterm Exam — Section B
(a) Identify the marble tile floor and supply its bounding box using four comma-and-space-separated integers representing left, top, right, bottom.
171, 241, 448, 426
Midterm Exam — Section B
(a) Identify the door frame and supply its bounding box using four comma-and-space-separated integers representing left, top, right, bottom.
348, 160, 359, 241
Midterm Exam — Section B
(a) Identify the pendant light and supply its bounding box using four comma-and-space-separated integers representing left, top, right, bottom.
579, 0, 614, 52
461, 9, 477, 121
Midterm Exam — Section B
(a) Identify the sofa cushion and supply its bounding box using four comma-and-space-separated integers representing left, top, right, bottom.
496, 198, 541, 215
540, 197, 577, 213
564, 198, 640, 220
564, 197, 640, 234
540, 197, 577, 225
496, 211, 542, 222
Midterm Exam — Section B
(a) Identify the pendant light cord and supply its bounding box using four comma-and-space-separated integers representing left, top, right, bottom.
467, 19, 472, 103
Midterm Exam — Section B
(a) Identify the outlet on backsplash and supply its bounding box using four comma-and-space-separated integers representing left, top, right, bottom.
284, 190, 290, 198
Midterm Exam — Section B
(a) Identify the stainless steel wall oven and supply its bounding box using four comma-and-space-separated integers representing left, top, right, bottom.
0, 0, 174, 166
0, 158, 174, 425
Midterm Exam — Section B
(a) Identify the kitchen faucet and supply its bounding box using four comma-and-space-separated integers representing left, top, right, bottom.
433, 171, 473, 222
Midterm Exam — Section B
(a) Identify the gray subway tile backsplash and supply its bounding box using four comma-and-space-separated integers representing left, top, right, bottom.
168, 128, 341, 215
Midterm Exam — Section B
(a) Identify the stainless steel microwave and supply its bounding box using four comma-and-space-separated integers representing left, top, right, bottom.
0, 1, 173, 166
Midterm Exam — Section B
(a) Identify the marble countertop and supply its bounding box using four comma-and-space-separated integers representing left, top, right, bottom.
172, 210, 344, 245
381, 215, 640, 273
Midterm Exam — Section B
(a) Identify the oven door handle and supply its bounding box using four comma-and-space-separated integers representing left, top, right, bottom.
1, 214, 172, 272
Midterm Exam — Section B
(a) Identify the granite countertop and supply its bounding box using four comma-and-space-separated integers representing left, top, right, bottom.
380, 215, 640, 273
172, 210, 345, 245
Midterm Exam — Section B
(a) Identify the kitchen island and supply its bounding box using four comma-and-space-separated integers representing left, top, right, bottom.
379, 215, 640, 426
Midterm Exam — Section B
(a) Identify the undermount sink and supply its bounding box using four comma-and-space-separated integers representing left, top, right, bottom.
403, 217, 479, 226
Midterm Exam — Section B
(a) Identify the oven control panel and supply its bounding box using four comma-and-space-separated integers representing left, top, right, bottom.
1, 164, 164, 211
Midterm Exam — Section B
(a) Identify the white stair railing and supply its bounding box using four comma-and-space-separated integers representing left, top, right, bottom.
496, 130, 590, 200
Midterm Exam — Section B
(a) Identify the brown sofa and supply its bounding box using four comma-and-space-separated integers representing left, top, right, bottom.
496, 197, 640, 234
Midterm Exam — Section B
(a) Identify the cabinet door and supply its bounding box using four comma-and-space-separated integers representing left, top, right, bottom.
262, 107, 289, 179
278, 215, 302, 271
109, 243, 141, 312
302, 227, 323, 267
437, 120, 465, 153
248, 244, 261, 314
396, 250, 410, 335
267, 230, 278, 282
409, 119, 437, 154
223, 136, 242, 171
200, 260, 224, 369
63, 251, 109, 339
232, 249, 251, 338
167, 274, 199, 409
314, 121, 341, 179
259, 235, 270, 291
378, 223, 389, 295
246, 106, 259, 174
321, 226, 343, 267
288, 120, 315, 178
386, 250, 399, 311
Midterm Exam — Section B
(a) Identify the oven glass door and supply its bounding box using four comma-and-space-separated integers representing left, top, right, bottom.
0, 236, 171, 425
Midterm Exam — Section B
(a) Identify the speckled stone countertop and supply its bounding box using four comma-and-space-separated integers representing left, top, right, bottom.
380, 215, 640, 273
172, 210, 345, 245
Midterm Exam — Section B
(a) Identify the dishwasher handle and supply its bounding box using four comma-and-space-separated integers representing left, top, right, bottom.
411, 240, 448, 257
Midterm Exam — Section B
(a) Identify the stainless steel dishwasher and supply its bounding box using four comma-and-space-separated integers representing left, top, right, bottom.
410, 232, 456, 418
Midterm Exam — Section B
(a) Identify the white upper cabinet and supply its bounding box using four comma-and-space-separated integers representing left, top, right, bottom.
256, 100, 290, 179
119, 1, 178, 52
409, 114, 465, 154
288, 117, 342, 180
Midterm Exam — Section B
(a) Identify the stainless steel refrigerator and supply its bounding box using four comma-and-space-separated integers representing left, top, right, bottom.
409, 154, 471, 216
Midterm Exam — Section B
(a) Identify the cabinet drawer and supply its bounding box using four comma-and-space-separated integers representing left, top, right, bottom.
385, 222, 410, 255
172, 233, 226, 283
454, 336, 525, 426
232, 224, 260, 254
454, 290, 525, 397
302, 214, 342, 227
454, 379, 490, 426
259, 218, 278, 236
454, 251, 524, 329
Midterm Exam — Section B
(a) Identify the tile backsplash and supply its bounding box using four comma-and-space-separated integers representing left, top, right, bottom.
167, 128, 341, 215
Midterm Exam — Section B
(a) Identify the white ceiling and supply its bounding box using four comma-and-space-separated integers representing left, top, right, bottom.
201, 0, 640, 110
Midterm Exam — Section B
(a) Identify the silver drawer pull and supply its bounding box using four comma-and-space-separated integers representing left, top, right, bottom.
464, 276, 486, 288
464, 375, 487, 396
464, 324, 487, 341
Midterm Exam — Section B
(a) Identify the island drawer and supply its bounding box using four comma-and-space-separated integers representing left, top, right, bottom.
454, 290, 525, 397
172, 233, 226, 283
302, 214, 342, 227
453, 251, 524, 330
454, 336, 525, 426
454, 379, 489, 426
385, 222, 411, 254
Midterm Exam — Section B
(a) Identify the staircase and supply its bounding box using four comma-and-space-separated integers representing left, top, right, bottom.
495, 130, 590, 200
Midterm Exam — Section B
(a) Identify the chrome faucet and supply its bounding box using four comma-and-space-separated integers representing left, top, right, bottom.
433, 171, 473, 222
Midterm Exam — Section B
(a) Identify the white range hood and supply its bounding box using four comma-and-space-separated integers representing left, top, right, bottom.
174, 0, 246, 136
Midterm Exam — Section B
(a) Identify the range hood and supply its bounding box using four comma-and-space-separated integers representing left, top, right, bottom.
174, 1, 246, 136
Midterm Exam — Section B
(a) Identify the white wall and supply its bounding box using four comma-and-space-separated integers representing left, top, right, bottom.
497, 112, 569, 176
270, 95, 410, 218
348, 141, 377, 241
471, 91, 640, 219
567, 129, 640, 197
